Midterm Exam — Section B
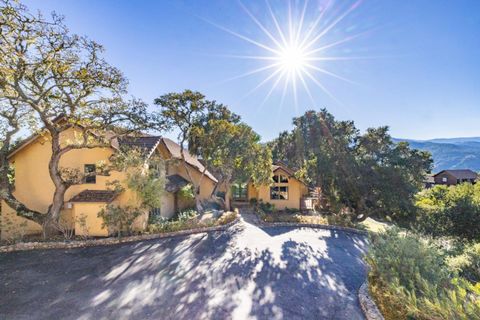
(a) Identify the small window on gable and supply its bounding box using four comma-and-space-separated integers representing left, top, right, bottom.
84, 164, 96, 184
272, 174, 289, 183
442, 177, 447, 183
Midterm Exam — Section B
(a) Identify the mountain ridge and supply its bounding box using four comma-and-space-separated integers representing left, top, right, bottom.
393, 137, 480, 172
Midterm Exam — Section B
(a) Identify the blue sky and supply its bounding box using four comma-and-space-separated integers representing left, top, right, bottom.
23, 0, 480, 141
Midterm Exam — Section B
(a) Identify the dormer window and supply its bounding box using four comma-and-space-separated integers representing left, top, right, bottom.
84, 164, 96, 184
273, 174, 289, 183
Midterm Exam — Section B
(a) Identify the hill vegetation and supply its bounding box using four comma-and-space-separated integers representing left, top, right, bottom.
394, 137, 480, 171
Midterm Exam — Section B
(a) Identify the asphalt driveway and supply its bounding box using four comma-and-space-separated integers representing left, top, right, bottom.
0, 218, 368, 320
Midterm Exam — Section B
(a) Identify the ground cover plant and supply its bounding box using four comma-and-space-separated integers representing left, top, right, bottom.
366, 228, 480, 320
147, 209, 238, 234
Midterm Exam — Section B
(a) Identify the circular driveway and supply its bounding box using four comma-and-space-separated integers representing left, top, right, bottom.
0, 219, 368, 320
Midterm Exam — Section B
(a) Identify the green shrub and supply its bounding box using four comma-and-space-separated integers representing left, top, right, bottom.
258, 201, 276, 213
447, 242, 480, 283
415, 183, 480, 240
147, 210, 237, 234
98, 205, 142, 238
367, 228, 480, 319
216, 211, 238, 225
176, 209, 198, 222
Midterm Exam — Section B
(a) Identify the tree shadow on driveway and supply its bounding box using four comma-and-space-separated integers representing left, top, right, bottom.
0, 224, 368, 320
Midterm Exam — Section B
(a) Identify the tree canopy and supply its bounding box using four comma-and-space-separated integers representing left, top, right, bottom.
0, 0, 149, 235
153, 89, 271, 210
269, 109, 433, 221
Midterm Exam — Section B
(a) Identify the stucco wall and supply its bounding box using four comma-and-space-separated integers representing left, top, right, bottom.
248, 169, 308, 210
73, 203, 108, 237
1, 129, 217, 240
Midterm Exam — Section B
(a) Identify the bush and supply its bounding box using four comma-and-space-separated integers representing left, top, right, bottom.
216, 211, 238, 225
98, 205, 142, 238
366, 228, 480, 319
176, 209, 198, 222
147, 210, 237, 234
447, 242, 480, 283
415, 183, 480, 240
258, 201, 276, 213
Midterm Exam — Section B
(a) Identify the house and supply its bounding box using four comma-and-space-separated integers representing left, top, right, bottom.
1, 127, 217, 240
424, 174, 435, 188
433, 169, 478, 186
230, 163, 309, 210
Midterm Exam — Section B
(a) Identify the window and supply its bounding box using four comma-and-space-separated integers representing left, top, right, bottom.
270, 186, 288, 200
272, 174, 289, 183
84, 164, 96, 184
231, 183, 248, 199
442, 177, 447, 183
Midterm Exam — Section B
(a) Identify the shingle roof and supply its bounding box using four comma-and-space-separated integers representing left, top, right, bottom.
272, 162, 296, 177
9, 128, 218, 183
161, 137, 218, 183
117, 136, 218, 183
118, 136, 162, 152
69, 190, 118, 203
435, 169, 478, 180
165, 174, 190, 193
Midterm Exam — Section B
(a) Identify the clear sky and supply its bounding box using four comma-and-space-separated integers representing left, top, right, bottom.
23, 0, 480, 141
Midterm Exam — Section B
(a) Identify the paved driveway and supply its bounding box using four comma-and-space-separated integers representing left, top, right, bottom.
0, 218, 368, 320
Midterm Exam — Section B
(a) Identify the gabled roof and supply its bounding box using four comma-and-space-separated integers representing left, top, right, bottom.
117, 136, 162, 159
272, 162, 307, 185
9, 129, 218, 183
161, 137, 218, 183
272, 162, 296, 177
69, 190, 118, 203
434, 169, 478, 180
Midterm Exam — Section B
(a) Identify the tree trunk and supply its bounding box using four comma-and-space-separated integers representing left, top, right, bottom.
178, 138, 204, 213
44, 133, 69, 238
224, 186, 231, 211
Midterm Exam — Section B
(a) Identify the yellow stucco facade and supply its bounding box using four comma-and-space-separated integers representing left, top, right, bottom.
248, 167, 308, 210
1, 128, 217, 240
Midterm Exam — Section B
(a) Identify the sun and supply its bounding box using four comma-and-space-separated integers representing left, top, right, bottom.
278, 45, 308, 72
204, 0, 366, 108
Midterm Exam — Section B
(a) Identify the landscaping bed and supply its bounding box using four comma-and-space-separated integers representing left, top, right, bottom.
0, 211, 239, 253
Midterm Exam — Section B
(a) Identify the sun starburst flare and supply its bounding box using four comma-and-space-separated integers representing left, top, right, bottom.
203, 0, 371, 110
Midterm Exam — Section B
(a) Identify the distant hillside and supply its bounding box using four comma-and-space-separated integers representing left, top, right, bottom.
393, 137, 480, 172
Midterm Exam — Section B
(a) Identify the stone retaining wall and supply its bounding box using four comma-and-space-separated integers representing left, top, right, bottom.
0, 216, 240, 253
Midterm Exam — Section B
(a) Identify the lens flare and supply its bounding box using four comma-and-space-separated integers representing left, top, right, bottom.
204, 0, 369, 109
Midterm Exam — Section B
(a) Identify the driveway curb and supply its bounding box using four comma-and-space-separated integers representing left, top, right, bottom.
0, 216, 240, 253
256, 221, 368, 236
358, 281, 384, 320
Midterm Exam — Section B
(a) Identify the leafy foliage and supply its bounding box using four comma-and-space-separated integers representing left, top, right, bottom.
415, 183, 480, 240
98, 205, 142, 238
0, 0, 149, 235
269, 109, 432, 222
147, 209, 237, 233
153, 90, 272, 210
447, 243, 480, 283
367, 229, 480, 320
